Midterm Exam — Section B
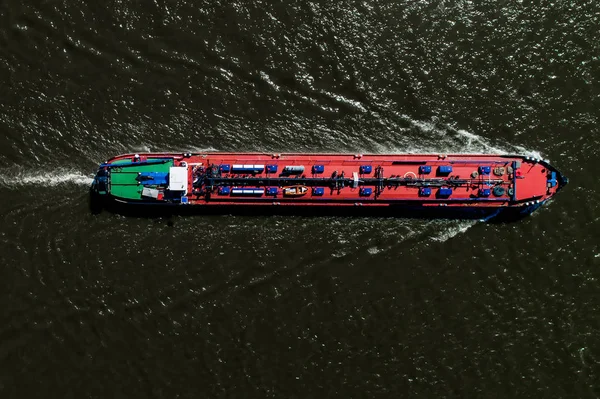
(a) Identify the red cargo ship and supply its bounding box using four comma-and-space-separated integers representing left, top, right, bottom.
90, 152, 568, 220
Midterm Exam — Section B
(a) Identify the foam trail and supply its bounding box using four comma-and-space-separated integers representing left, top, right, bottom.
372, 112, 544, 157
0, 169, 94, 188
429, 220, 478, 243
184, 146, 220, 153
129, 143, 153, 153
452, 129, 508, 154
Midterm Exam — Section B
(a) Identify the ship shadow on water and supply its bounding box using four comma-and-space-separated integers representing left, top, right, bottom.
89, 192, 529, 223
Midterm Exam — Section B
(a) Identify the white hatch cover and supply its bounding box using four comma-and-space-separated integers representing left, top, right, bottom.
168, 167, 188, 192
141, 187, 159, 199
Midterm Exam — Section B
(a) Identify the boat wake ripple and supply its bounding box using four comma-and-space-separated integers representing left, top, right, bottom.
373, 114, 545, 159
429, 220, 478, 243
0, 169, 94, 188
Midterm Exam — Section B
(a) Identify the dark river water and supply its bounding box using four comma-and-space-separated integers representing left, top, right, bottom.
1, 1, 599, 397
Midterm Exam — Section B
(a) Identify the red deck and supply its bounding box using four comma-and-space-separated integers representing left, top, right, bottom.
102, 152, 564, 210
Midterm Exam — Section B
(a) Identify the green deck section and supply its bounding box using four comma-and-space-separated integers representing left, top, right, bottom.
110, 172, 140, 185
109, 159, 173, 200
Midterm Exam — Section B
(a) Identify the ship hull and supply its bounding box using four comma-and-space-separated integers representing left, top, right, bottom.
90, 152, 567, 221
91, 195, 542, 222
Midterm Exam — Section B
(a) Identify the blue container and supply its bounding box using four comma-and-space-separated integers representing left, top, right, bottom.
138, 172, 168, 185
266, 187, 278, 195
312, 187, 325, 196
220, 164, 231, 173
479, 166, 491, 175
359, 188, 373, 196
218, 187, 231, 195
266, 164, 278, 173
438, 165, 453, 174
181, 196, 189, 203
312, 164, 325, 174
359, 165, 372, 174
419, 165, 432, 174
438, 187, 452, 197
419, 187, 432, 196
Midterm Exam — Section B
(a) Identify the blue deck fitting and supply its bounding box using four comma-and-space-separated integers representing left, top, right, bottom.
266, 164, 278, 173
419, 187, 432, 196
479, 166, 491, 175
220, 164, 231, 173
312, 187, 325, 196
359, 188, 373, 196
312, 165, 325, 174
138, 172, 168, 185
438, 165, 453, 174
548, 171, 557, 187
359, 165, 373, 174
438, 187, 452, 197
419, 165, 432, 174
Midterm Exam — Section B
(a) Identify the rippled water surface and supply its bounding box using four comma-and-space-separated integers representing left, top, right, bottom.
1, 1, 599, 397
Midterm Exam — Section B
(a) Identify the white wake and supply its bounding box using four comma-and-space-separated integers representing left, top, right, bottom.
0, 169, 94, 188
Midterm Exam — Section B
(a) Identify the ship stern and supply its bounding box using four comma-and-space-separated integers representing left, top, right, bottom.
89, 166, 109, 213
